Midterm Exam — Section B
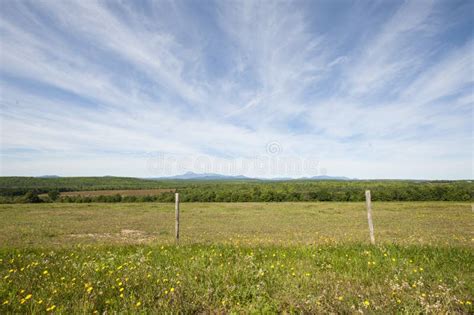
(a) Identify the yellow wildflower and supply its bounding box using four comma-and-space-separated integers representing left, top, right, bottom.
170, 287, 175, 292
46, 305, 56, 311
136, 301, 141, 307
363, 300, 370, 307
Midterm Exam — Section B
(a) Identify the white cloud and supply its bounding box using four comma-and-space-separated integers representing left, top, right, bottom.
344, 0, 436, 96
0, 0, 472, 179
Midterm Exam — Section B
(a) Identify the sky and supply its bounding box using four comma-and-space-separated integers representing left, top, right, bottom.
0, 0, 472, 179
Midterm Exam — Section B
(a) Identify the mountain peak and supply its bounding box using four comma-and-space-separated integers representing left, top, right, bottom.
151, 172, 353, 181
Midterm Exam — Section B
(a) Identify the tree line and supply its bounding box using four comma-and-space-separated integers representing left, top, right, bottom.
0, 177, 472, 203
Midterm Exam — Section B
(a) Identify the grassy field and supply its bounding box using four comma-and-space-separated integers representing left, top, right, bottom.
0, 202, 473, 313
0, 202, 472, 247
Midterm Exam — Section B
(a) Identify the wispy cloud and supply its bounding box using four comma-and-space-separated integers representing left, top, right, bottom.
0, 0, 472, 179
343, 0, 436, 96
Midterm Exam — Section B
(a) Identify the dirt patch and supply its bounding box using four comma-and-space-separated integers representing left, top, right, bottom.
120, 229, 144, 235
69, 229, 154, 243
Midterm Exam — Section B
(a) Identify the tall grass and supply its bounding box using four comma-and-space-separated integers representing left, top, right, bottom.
1, 244, 473, 313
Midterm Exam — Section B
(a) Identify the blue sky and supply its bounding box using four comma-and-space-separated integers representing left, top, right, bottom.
0, 0, 472, 179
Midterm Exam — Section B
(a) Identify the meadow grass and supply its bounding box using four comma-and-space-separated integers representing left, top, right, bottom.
0, 202, 472, 247
1, 244, 473, 313
0, 202, 473, 313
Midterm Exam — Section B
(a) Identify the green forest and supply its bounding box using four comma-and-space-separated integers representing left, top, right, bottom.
0, 177, 472, 203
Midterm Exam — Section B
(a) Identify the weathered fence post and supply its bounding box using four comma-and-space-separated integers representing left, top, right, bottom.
365, 190, 375, 245
175, 192, 180, 243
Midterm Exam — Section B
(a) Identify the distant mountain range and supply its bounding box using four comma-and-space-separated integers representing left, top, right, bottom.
306, 175, 351, 180
155, 171, 252, 180
35, 172, 353, 181
151, 172, 352, 181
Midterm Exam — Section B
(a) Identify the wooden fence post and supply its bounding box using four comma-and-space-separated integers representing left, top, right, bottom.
365, 190, 375, 245
175, 193, 180, 243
